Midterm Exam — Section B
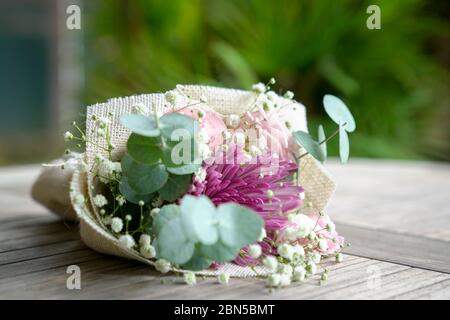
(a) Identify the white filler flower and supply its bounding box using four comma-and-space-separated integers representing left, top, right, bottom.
218, 273, 230, 285
111, 217, 123, 233
262, 256, 278, 271
155, 259, 171, 274
184, 272, 197, 285
118, 234, 136, 249
248, 244, 262, 259
140, 244, 156, 259
93, 194, 108, 208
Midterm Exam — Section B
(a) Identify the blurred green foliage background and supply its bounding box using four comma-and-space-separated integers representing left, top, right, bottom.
83, 0, 449, 160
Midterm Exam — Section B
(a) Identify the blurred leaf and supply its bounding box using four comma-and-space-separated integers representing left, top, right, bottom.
323, 94, 356, 132
339, 122, 350, 163
293, 131, 326, 162
318, 125, 327, 160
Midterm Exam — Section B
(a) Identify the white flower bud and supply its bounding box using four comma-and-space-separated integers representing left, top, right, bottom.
284, 90, 294, 99
318, 238, 329, 251
262, 256, 278, 271
111, 217, 123, 233
248, 244, 262, 259
64, 131, 74, 141
336, 252, 343, 263
184, 272, 196, 285
252, 82, 267, 93
155, 259, 171, 274
306, 262, 317, 275
266, 273, 281, 287
118, 234, 136, 249
93, 194, 108, 208
218, 273, 230, 285
278, 244, 294, 261
140, 244, 156, 259
139, 234, 151, 246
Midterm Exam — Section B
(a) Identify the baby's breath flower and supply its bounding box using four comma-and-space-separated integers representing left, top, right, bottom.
118, 234, 136, 249
64, 131, 74, 141
252, 82, 266, 94
150, 207, 160, 218
184, 272, 196, 285
310, 251, 321, 264
268, 77, 276, 85
125, 214, 132, 222
140, 244, 156, 259
336, 252, 343, 263
100, 209, 106, 215
139, 234, 151, 246
138, 200, 145, 207
279, 274, 291, 287
284, 90, 294, 99
111, 217, 123, 233
155, 259, 171, 274
93, 194, 108, 208
277, 243, 294, 261
306, 261, 317, 275
266, 273, 281, 287
292, 266, 306, 282
318, 238, 329, 251
165, 91, 180, 106
218, 273, 230, 285
284, 227, 298, 241
293, 244, 305, 257
262, 256, 278, 271
277, 263, 293, 277
115, 195, 126, 206
248, 244, 262, 259
326, 221, 336, 233
102, 215, 112, 225
266, 189, 274, 199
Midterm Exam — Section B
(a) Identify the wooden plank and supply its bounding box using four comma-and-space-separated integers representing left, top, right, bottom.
336, 222, 450, 274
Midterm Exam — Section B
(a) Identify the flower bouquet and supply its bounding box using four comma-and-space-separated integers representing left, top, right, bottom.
33, 80, 356, 287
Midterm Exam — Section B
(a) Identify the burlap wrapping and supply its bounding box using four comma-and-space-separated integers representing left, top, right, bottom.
36, 85, 336, 277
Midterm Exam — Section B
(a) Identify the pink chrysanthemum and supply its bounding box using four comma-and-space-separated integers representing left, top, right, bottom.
188, 145, 304, 265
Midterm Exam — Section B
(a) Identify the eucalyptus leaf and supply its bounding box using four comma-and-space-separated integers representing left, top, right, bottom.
181, 247, 213, 271
180, 195, 218, 245
127, 133, 162, 165
153, 204, 181, 235
120, 114, 160, 137
119, 176, 153, 205
158, 174, 192, 202
339, 122, 350, 163
160, 112, 197, 140
292, 131, 326, 162
318, 125, 327, 161
155, 218, 195, 265
126, 160, 168, 194
216, 203, 263, 248
201, 241, 240, 262
323, 94, 356, 132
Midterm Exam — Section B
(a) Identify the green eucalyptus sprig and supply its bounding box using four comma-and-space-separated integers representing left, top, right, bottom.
119, 111, 201, 204
293, 94, 356, 164
152, 195, 264, 271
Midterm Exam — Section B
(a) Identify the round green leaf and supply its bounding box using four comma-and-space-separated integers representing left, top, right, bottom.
120, 114, 160, 137
126, 161, 168, 194
201, 241, 240, 262
318, 125, 327, 161
216, 203, 263, 248
293, 131, 326, 162
323, 95, 356, 132
158, 174, 192, 202
153, 204, 181, 235
160, 112, 197, 140
180, 195, 218, 245
155, 218, 194, 265
181, 247, 213, 271
339, 122, 350, 164
127, 133, 163, 165
119, 176, 153, 205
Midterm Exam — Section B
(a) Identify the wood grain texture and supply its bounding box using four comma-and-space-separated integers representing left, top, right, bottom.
0, 161, 449, 299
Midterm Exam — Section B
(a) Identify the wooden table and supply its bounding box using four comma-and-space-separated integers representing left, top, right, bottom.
1, 159, 449, 299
